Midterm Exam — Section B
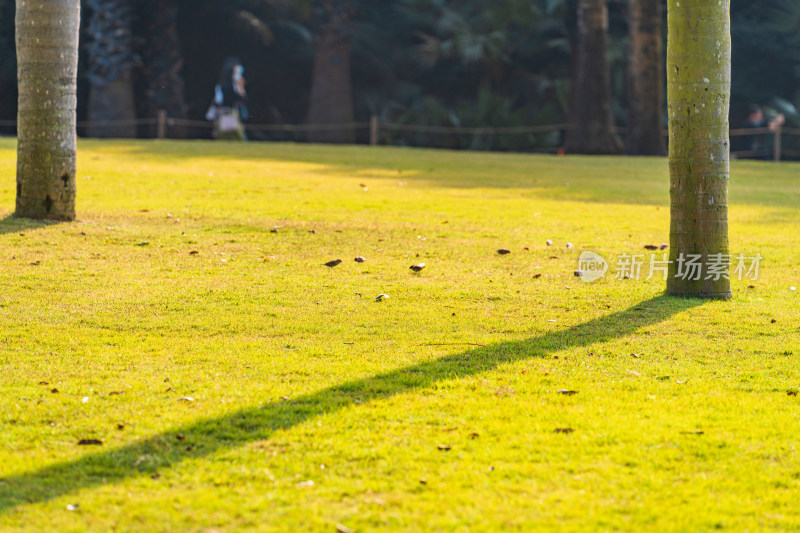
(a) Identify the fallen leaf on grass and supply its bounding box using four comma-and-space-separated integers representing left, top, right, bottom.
532, 274, 542, 279
77, 439, 103, 446
51, 388, 59, 394
787, 391, 798, 397
681, 430, 704, 435
469, 433, 480, 439
296, 480, 314, 487
628, 371, 643, 377
437, 445, 452, 451
109, 391, 123, 396
554, 428, 574, 434
336, 524, 355, 533
557, 389, 578, 396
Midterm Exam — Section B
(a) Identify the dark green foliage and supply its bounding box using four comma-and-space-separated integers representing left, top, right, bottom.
0, 0, 799, 150
0, 0, 16, 127
133, 0, 188, 134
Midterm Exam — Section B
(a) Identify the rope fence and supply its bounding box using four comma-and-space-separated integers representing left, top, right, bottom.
1, 113, 798, 161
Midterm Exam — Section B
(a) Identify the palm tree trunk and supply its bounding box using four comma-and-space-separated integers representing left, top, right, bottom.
86, 0, 137, 138
627, 0, 666, 156
666, 0, 732, 299
307, 1, 355, 144
15, 0, 80, 221
565, 0, 621, 154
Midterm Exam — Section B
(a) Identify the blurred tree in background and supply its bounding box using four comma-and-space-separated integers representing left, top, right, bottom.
626, 0, 665, 155
134, 0, 188, 137
85, 0, 138, 138
0, 0, 799, 155
564, 0, 621, 154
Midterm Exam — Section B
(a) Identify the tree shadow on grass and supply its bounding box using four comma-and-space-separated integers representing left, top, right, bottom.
0, 215, 59, 236
0, 295, 702, 512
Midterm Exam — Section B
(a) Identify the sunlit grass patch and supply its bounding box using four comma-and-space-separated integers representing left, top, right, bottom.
0, 139, 799, 531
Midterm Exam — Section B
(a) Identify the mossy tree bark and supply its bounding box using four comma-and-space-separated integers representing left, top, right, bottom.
15, 0, 80, 221
565, 0, 621, 155
627, 0, 666, 156
666, 0, 732, 299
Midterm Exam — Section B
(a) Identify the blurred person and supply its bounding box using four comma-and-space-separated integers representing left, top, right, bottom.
739, 104, 784, 159
206, 57, 249, 140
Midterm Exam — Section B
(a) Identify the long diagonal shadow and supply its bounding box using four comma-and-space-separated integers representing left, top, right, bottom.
0, 295, 701, 511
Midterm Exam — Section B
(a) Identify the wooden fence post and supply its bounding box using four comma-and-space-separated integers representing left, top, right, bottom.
157, 110, 167, 140
370, 115, 379, 146
774, 124, 782, 162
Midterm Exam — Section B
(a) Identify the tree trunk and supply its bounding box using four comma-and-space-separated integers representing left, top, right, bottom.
15, 0, 80, 221
87, 71, 137, 138
627, 0, 666, 156
86, 0, 137, 138
307, 2, 355, 144
565, 0, 621, 155
134, 0, 188, 138
666, 0, 732, 299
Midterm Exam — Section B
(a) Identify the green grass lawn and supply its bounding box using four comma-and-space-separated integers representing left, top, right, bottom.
1, 139, 799, 532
